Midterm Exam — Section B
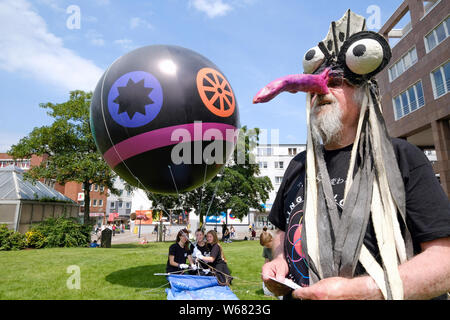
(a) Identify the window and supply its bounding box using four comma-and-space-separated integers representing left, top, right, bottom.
257, 148, 272, 156
98, 200, 103, 207
126, 202, 131, 209
431, 61, 450, 98
275, 176, 283, 184
100, 186, 105, 192
425, 16, 449, 52
110, 202, 115, 209
423, 0, 441, 15
275, 161, 284, 169
94, 184, 99, 192
118, 201, 123, 209
393, 81, 425, 120
288, 148, 297, 156
389, 48, 418, 81
259, 161, 268, 169
93, 199, 97, 207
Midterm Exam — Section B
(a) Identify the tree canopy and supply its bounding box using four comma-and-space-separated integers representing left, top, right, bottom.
8, 90, 118, 225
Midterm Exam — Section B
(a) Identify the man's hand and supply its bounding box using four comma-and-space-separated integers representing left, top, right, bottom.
261, 256, 291, 296
179, 264, 189, 269
291, 276, 382, 300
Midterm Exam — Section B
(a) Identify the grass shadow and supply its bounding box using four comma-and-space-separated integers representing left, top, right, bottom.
105, 264, 168, 289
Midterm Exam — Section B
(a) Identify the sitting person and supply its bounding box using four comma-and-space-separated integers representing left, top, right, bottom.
190, 228, 211, 274
166, 229, 195, 274
197, 230, 232, 286
223, 227, 231, 243
89, 240, 99, 248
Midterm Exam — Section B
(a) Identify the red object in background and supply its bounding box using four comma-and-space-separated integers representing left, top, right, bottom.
108, 212, 119, 222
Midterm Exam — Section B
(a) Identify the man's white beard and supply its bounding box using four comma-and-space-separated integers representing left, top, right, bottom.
310, 100, 343, 146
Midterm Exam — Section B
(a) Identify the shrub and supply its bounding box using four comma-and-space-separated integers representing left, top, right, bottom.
25, 230, 47, 248
30, 217, 91, 248
0, 224, 27, 251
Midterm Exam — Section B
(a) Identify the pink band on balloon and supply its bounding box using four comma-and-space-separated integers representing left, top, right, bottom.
103, 122, 239, 168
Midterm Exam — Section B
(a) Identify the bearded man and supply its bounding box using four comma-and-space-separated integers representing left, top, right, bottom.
254, 10, 450, 300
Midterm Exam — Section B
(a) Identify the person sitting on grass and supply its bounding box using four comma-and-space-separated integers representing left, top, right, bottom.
89, 240, 99, 248
166, 229, 195, 274
190, 228, 211, 275
196, 230, 232, 286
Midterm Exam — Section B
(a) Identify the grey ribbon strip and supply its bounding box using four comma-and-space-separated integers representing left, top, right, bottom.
369, 87, 414, 260
317, 180, 337, 277
338, 123, 374, 276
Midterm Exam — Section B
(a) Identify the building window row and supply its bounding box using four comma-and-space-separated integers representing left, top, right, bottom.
393, 81, 425, 120
110, 201, 131, 209
257, 147, 273, 156
79, 199, 104, 207
81, 183, 105, 192
389, 47, 418, 82
0, 159, 31, 169
259, 161, 284, 169
425, 15, 449, 52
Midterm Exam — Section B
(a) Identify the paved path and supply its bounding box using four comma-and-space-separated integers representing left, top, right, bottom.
92, 229, 256, 244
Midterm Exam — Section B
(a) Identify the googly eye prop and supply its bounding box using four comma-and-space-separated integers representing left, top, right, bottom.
253, 10, 391, 104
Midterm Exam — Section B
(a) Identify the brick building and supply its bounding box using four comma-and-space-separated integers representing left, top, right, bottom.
0, 153, 108, 223
376, 0, 449, 197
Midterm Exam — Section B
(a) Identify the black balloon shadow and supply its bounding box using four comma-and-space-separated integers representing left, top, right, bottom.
105, 264, 168, 289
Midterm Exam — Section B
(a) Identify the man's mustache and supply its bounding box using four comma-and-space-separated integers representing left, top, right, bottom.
312, 94, 337, 108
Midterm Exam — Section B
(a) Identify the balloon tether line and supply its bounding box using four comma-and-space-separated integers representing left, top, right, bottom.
197, 163, 208, 219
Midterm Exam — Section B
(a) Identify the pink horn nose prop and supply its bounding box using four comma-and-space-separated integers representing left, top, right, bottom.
253, 68, 330, 104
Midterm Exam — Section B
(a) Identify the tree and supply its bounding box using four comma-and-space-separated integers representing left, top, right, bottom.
145, 126, 273, 226
8, 90, 118, 225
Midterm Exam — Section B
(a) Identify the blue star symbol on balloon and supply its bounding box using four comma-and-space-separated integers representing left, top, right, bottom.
108, 71, 163, 128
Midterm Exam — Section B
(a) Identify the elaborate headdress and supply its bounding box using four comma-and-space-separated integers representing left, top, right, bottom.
253, 10, 413, 300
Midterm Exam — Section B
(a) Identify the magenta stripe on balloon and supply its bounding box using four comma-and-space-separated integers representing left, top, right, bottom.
103, 122, 238, 168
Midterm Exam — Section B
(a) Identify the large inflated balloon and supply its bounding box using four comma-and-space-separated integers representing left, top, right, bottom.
90, 45, 240, 194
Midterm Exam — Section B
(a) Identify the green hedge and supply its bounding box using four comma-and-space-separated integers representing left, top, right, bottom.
29, 217, 92, 248
0, 225, 27, 251
0, 217, 92, 250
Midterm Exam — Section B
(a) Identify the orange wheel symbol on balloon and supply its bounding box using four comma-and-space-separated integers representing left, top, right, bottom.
196, 68, 235, 117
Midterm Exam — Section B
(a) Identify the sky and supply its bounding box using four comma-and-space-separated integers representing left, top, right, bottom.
0, 0, 404, 152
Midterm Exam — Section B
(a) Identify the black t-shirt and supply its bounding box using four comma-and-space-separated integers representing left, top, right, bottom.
208, 243, 226, 267
166, 243, 190, 273
269, 138, 450, 290
190, 242, 210, 256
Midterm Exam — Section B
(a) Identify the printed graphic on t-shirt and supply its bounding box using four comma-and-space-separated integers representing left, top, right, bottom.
284, 174, 346, 286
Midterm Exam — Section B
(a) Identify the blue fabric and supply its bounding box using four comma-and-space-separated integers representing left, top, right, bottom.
165, 275, 239, 300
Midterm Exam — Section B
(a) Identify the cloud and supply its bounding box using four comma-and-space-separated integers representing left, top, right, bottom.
130, 17, 154, 30
86, 29, 105, 46
114, 39, 135, 50
189, 0, 232, 18
0, 0, 103, 92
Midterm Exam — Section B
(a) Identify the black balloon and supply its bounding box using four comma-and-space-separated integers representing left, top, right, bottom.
90, 45, 240, 194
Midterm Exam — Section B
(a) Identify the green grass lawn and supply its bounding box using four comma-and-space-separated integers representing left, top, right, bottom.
0, 240, 275, 300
